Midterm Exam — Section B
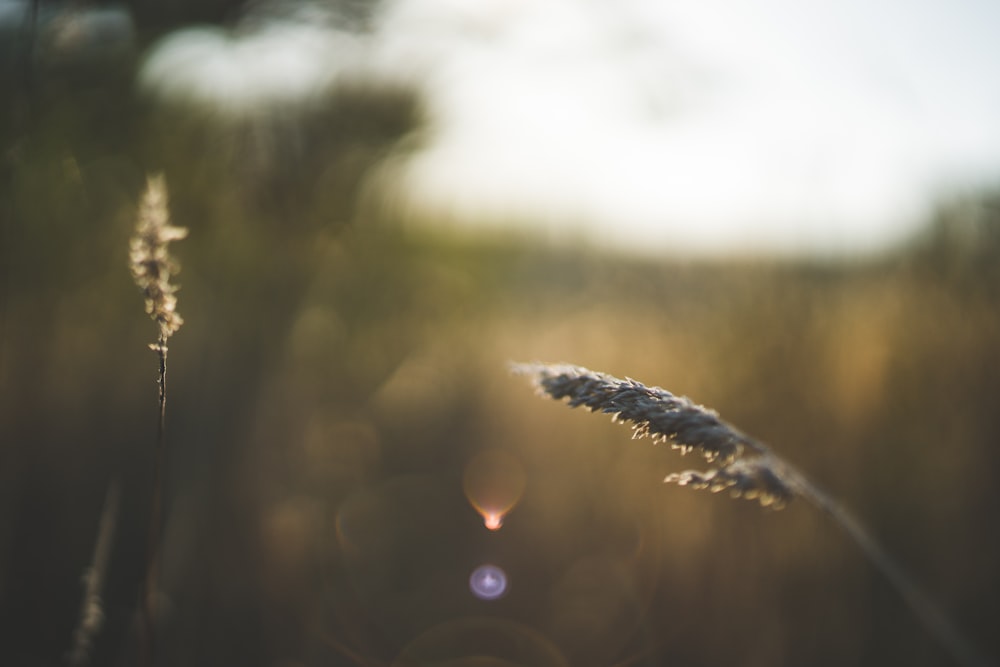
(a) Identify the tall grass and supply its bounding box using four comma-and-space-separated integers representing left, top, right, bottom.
65, 483, 120, 667
514, 362, 992, 667
128, 174, 187, 666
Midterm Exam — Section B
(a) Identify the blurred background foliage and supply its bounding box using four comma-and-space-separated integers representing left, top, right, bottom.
1, 2, 999, 667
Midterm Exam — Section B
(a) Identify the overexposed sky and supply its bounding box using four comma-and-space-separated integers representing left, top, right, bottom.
141, 0, 1000, 256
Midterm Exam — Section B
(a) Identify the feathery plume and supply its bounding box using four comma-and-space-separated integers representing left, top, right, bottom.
129, 174, 187, 346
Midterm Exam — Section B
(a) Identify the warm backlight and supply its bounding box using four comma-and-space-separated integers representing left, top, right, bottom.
463, 448, 527, 531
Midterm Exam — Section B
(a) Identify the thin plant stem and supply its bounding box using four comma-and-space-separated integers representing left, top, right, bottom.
141, 338, 168, 667
788, 466, 991, 667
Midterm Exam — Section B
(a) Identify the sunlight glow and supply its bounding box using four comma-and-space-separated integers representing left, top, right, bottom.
138, 0, 1000, 256
463, 449, 527, 532
483, 512, 504, 531
371, 0, 1000, 256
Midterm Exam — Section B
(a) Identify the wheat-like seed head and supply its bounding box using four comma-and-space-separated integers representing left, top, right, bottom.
129, 174, 187, 344
513, 362, 796, 508
666, 456, 794, 509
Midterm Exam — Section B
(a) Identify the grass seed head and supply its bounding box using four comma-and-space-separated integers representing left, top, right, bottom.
129, 174, 187, 344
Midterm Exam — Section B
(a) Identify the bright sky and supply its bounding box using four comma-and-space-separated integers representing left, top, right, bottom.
140, 0, 1000, 257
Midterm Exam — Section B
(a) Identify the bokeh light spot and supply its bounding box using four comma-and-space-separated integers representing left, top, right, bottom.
469, 564, 508, 600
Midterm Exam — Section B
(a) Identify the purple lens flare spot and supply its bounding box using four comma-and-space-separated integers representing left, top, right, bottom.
469, 564, 508, 600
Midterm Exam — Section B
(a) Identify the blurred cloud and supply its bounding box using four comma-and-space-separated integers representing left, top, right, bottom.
371, 0, 1000, 256
139, 0, 1000, 256
140, 21, 363, 116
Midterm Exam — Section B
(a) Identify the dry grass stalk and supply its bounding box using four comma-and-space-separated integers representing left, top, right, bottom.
129, 173, 186, 667
513, 362, 991, 667
66, 483, 120, 667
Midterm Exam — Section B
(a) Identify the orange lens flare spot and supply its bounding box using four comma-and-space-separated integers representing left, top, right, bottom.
483, 512, 504, 531
463, 449, 527, 531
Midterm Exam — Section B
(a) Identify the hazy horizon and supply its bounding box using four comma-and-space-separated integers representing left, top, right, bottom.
140, 0, 1000, 257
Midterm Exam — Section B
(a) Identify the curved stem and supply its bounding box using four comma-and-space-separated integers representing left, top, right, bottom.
783, 465, 991, 667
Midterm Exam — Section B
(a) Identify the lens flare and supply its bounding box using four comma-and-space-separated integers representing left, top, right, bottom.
469, 564, 508, 600
483, 511, 504, 531
463, 449, 526, 531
